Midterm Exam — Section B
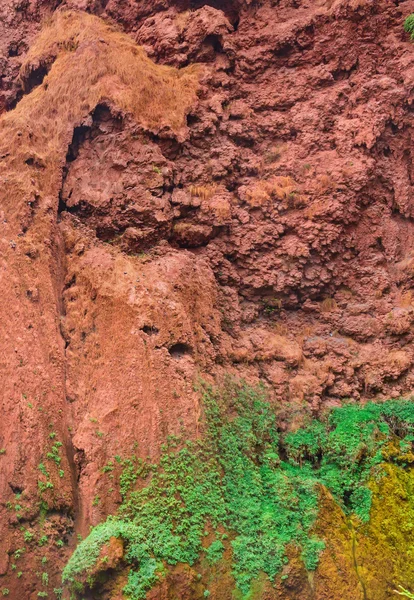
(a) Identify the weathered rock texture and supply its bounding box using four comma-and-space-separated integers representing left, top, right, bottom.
2, 0, 414, 598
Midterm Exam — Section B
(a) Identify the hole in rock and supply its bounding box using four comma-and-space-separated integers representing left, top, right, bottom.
391, 122, 399, 135
22, 64, 49, 94
168, 342, 193, 358
274, 43, 293, 59
9, 483, 24, 494
142, 325, 159, 335
204, 34, 224, 54
8, 41, 27, 57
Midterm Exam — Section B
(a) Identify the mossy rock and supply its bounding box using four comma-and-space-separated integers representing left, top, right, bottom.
62, 383, 414, 599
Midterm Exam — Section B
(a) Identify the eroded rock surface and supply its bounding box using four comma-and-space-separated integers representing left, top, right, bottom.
3, 0, 414, 598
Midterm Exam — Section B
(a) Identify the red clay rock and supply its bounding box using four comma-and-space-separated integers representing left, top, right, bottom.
3, 0, 414, 597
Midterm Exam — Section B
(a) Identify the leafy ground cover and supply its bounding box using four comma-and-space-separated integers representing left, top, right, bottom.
63, 382, 414, 598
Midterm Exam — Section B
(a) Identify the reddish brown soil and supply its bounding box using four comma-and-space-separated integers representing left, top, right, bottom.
2, 0, 414, 598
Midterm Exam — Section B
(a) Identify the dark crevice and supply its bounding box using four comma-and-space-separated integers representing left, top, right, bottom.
65, 125, 90, 163
141, 325, 160, 335
8, 41, 27, 57
9, 483, 24, 494
168, 342, 193, 358
148, 131, 183, 160
96, 226, 118, 242
22, 63, 49, 94
6, 89, 23, 112
273, 43, 294, 59
186, 114, 199, 127
204, 34, 224, 54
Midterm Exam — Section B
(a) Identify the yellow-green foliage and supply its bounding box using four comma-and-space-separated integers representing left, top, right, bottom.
355, 462, 414, 599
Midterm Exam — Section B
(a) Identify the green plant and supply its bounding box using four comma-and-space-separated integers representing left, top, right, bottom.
38, 463, 49, 477
205, 540, 224, 565
53, 589, 63, 599
2, 590, 9, 596
38, 536, 48, 547
24, 530, 34, 542
101, 462, 114, 474
42, 572, 49, 585
46, 442, 62, 465
63, 383, 414, 599
14, 548, 25, 560
396, 586, 414, 598
0, 449, 6, 455
17, 572, 23, 578
405, 15, 414, 39
37, 593, 48, 598
92, 496, 100, 507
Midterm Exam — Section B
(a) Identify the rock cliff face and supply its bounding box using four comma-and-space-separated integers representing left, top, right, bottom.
3, 0, 414, 598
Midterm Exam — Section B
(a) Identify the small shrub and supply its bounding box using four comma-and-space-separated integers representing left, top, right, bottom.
404, 14, 414, 39
14, 548, 25, 560
189, 185, 216, 201
24, 530, 34, 542
316, 173, 335, 192
244, 176, 305, 208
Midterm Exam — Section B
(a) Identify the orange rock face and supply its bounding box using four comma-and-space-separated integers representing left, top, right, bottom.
2, 0, 414, 597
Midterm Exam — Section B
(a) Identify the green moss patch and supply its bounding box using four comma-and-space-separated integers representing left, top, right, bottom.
63, 383, 414, 599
